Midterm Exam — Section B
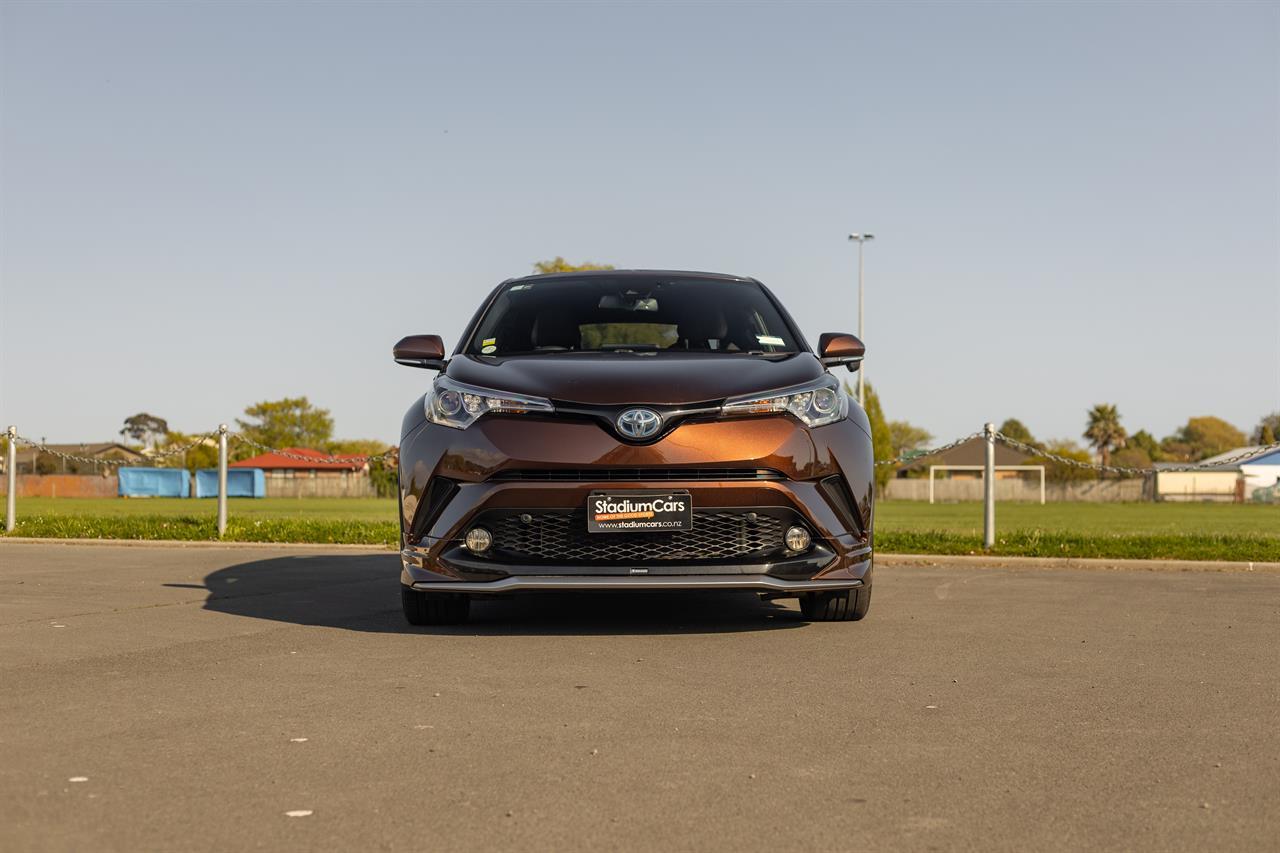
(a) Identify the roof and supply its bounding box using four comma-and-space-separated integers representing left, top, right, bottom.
229, 447, 367, 471
1199, 446, 1280, 467
14, 442, 145, 463
900, 437, 1034, 469
505, 269, 757, 285
1153, 461, 1239, 472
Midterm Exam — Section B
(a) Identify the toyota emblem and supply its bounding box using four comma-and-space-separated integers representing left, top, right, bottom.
616, 408, 663, 440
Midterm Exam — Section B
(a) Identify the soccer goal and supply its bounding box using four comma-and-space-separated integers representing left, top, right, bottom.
928, 465, 1047, 504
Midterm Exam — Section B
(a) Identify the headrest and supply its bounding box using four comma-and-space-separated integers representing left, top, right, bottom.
531, 311, 580, 349
678, 308, 728, 348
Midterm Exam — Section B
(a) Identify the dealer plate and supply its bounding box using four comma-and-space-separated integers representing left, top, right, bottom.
587, 491, 693, 534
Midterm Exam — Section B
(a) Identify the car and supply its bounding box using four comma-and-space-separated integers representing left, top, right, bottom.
393, 270, 875, 625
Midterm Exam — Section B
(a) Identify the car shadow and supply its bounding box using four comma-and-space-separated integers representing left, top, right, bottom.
187, 553, 810, 636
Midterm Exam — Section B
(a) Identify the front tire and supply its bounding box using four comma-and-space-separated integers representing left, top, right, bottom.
800, 586, 871, 622
401, 586, 471, 625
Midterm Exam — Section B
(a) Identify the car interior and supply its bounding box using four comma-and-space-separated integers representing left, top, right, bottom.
472, 279, 796, 355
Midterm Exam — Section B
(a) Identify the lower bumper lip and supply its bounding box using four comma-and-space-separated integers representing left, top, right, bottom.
410, 574, 865, 593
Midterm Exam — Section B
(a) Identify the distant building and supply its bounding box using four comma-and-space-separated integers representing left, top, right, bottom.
1197, 447, 1280, 500
7, 442, 145, 475
229, 447, 372, 498
896, 436, 1035, 480
1153, 457, 1242, 503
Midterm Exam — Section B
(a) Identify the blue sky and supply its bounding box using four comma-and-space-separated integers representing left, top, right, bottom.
2, 1, 1276, 446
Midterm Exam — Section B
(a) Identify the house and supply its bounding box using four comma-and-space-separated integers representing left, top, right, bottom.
7, 442, 145, 475
1153, 459, 1242, 503
897, 437, 1035, 480
1198, 447, 1280, 499
229, 447, 373, 498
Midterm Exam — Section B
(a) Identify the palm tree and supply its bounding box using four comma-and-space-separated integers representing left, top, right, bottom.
1083, 404, 1127, 475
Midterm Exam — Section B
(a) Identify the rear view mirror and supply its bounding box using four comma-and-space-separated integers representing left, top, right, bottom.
393, 334, 447, 369
817, 333, 865, 372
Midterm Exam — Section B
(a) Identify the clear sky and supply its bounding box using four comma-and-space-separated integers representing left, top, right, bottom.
2, 1, 1277, 447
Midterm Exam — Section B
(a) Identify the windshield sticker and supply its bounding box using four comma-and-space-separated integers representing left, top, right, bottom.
482, 338, 496, 347
481, 345, 497, 354
756, 335, 785, 346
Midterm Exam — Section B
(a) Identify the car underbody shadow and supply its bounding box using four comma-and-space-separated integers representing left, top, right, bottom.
196, 553, 810, 636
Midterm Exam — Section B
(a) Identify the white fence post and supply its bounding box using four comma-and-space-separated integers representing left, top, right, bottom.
5, 425, 16, 533
983, 422, 995, 549
217, 424, 228, 538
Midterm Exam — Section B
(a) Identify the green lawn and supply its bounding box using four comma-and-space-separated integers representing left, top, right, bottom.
876, 501, 1277, 536
2, 496, 1276, 561
10, 497, 395, 520
873, 501, 1278, 562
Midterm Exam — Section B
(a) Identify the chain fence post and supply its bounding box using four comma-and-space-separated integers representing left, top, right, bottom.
983, 422, 995, 549
217, 425, 228, 538
5, 425, 16, 533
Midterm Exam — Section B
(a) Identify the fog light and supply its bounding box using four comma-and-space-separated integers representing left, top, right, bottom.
785, 525, 811, 552
464, 527, 493, 553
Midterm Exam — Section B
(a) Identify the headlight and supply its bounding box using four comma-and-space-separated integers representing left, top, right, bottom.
720, 376, 849, 428
425, 377, 553, 429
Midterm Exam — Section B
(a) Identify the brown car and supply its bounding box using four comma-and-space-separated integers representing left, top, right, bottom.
393, 270, 874, 625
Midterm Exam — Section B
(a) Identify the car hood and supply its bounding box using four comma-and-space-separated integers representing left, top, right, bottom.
445, 353, 827, 406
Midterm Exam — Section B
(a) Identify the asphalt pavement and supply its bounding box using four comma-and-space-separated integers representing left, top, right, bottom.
1, 542, 1277, 852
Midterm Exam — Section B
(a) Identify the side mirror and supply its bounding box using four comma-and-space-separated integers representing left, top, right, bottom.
393, 334, 447, 369
818, 333, 865, 372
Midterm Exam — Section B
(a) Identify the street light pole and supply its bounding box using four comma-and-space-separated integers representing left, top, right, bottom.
847, 233, 875, 407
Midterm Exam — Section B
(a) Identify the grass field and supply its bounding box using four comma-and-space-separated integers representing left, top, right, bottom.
875, 501, 1277, 536
2, 497, 1276, 561
8, 497, 394, 520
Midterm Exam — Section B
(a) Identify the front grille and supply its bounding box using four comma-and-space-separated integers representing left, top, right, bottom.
490, 468, 783, 482
481, 509, 792, 564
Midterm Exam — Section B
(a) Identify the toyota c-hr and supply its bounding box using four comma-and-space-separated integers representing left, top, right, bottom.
394, 270, 874, 625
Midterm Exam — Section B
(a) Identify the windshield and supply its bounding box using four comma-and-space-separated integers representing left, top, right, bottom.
465, 276, 802, 356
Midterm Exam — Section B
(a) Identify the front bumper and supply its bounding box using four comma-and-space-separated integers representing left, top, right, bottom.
401, 543, 872, 594
397, 411, 876, 592
406, 565, 869, 594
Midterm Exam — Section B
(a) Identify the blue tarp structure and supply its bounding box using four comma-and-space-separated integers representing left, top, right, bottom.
118, 468, 190, 498
195, 468, 265, 498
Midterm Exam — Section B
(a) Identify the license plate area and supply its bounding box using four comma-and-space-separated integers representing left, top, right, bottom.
587, 491, 693, 534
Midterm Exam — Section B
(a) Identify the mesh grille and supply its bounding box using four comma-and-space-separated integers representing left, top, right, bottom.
484, 510, 790, 564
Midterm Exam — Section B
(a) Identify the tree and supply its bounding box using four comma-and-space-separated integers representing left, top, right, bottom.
158, 431, 219, 472
1252, 412, 1280, 445
326, 439, 397, 497
888, 420, 932, 458
325, 439, 390, 456
860, 382, 894, 490
997, 418, 1038, 449
1025, 439, 1095, 483
1167, 416, 1246, 461
532, 257, 615, 274
236, 397, 334, 451
1127, 429, 1161, 462
1109, 447, 1153, 470
1158, 435, 1194, 463
120, 413, 170, 450
1083, 403, 1126, 473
